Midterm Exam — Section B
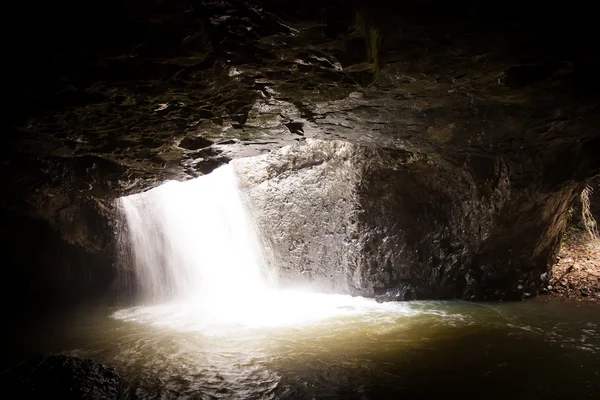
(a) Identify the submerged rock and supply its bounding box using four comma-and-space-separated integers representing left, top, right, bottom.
1, 356, 123, 400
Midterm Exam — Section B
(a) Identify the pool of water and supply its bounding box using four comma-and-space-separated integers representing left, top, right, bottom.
4, 296, 600, 399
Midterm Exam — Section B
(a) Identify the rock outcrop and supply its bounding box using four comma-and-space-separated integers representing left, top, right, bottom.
236, 139, 584, 300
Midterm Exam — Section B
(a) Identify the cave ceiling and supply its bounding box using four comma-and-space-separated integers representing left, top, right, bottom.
3, 0, 600, 208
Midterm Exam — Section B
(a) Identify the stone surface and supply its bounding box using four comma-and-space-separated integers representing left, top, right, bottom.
235, 140, 361, 294
2, 1, 600, 301
1, 356, 123, 400
236, 139, 582, 300
5, 2, 600, 220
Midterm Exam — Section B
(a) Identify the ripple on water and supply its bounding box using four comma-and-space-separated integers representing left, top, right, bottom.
50, 299, 600, 399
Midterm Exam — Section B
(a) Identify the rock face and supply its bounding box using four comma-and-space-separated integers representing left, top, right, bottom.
1, 356, 123, 400
5, 1, 600, 220
2, 0, 600, 302
235, 140, 361, 294
236, 139, 582, 300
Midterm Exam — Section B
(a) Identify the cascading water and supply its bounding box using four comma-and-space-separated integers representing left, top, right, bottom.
114, 162, 414, 334
117, 163, 272, 304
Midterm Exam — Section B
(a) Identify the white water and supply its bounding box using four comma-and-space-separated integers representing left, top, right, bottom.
118, 163, 270, 303
115, 163, 418, 334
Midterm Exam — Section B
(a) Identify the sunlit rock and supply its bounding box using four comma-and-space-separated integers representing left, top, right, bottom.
235, 139, 583, 300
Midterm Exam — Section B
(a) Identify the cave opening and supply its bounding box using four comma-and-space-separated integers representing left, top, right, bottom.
4, 142, 600, 399
113, 160, 400, 331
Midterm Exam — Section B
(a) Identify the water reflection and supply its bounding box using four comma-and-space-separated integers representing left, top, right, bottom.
5, 299, 600, 399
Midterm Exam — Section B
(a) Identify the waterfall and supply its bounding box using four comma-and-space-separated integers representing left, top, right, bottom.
117, 163, 271, 304
114, 161, 394, 333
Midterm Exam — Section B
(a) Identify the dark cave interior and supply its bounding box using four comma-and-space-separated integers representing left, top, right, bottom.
1, 1, 600, 398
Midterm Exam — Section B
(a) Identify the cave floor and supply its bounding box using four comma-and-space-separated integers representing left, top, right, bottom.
542, 227, 600, 302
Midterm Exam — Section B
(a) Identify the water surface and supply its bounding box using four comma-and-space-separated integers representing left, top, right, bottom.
5, 297, 600, 399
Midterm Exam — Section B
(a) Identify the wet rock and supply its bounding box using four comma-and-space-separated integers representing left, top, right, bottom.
236, 139, 581, 300
1, 356, 123, 400
375, 287, 416, 302
179, 136, 213, 151
284, 122, 305, 136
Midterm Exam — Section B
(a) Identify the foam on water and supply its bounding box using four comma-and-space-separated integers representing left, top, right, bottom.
112, 290, 427, 335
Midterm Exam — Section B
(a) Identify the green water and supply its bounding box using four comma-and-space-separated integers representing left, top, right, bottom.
4, 298, 600, 399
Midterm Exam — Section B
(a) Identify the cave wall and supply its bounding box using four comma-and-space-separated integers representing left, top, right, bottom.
236, 139, 583, 300
0, 209, 117, 318
0, 0, 599, 314
352, 151, 510, 300
0, 136, 592, 308
0, 156, 128, 313
2, 0, 599, 306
